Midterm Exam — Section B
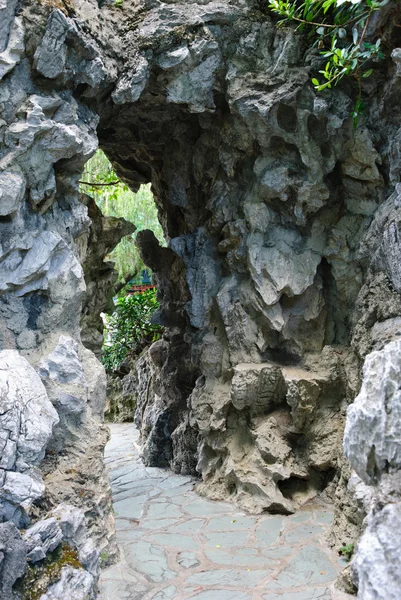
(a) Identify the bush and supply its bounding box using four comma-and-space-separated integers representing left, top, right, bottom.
102, 289, 162, 372
268, 0, 388, 125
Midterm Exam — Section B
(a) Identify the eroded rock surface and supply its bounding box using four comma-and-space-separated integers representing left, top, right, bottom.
343, 340, 401, 599
0, 351, 58, 526
0, 0, 401, 597
0, 522, 26, 600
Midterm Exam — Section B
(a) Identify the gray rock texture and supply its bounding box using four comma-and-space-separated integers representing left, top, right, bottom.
343, 341, 401, 599
344, 340, 401, 484
104, 370, 139, 424
49, 503, 101, 577
23, 518, 63, 563
0, 350, 58, 526
0, 0, 401, 597
351, 503, 401, 600
0, 522, 26, 600
40, 566, 96, 600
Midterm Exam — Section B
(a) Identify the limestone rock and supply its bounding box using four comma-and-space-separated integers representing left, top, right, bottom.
39, 566, 96, 600
0, 231, 85, 298
37, 339, 115, 559
0, 171, 25, 216
0, 522, 26, 600
344, 340, 401, 484
50, 504, 100, 577
1, 1, 401, 596
0, 16, 24, 80
112, 55, 150, 105
104, 374, 136, 423
38, 336, 89, 451
231, 363, 286, 417
194, 355, 341, 514
33, 9, 114, 89
351, 503, 401, 600
0, 350, 58, 525
50, 504, 86, 548
23, 518, 63, 563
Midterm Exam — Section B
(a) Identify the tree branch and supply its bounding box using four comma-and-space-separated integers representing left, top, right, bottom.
114, 272, 138, 293
79, 180, 121, 187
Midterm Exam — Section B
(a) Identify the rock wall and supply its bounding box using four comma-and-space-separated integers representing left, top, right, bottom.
1, 0, 401, 597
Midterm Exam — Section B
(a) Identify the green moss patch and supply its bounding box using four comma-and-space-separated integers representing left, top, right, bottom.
14, 544, 83, 600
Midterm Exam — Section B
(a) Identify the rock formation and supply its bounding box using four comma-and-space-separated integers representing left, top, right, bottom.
0, 0, 401, 597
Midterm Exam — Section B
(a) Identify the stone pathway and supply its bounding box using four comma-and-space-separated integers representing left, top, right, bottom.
99, 424, 351, 600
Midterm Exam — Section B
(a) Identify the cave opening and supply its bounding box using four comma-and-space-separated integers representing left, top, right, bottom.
80, 149, 165, 290
79, 149, 168, 422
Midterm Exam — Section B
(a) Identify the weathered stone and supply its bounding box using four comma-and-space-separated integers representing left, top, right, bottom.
0, 350, 58, 526
123, 541, 177, 583
0, 231, 85, 298
0, 171, 25, 216
23, 518, 63, 561
0, 16, 24, 80
112, 55, 149, 105
50, 504, 86, 549
0, 522, 26, 600
231, 363, 286, 416
185, 568, 272, 587
38, 336, 89, 451
1, 1, 401, 597
344, 340, 401, 484
40, 566, 96, 600
177, 551, 199, 569
351, 503, 401, 600
100, 423, 344, 598
263, 545, 337, 590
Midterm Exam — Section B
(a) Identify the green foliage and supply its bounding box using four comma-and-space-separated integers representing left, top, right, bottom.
268, 0, 389, 125
80, 150, 165, 284
338, 542, 355, 561
99, 551, 110, 565
102, 289, 162, 372
115, 0, 123, 7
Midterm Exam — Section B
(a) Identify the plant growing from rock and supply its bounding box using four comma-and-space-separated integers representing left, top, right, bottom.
268, 0, 389, 125
15, 544, 82, 600
338, 541, 355, 560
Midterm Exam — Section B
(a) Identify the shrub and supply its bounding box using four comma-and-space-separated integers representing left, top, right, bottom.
268, 0, 389, 125
338, 542, 355, 561
102, 289, 162, 372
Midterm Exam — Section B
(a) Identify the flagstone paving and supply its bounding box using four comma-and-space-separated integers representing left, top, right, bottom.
98, 423, 353, 600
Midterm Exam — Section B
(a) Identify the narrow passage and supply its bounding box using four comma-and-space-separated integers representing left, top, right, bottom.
99, 424, 351, 600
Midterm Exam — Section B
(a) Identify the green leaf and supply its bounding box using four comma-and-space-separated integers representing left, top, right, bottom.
363, 68, 373, 77
311, 78, 320, 85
